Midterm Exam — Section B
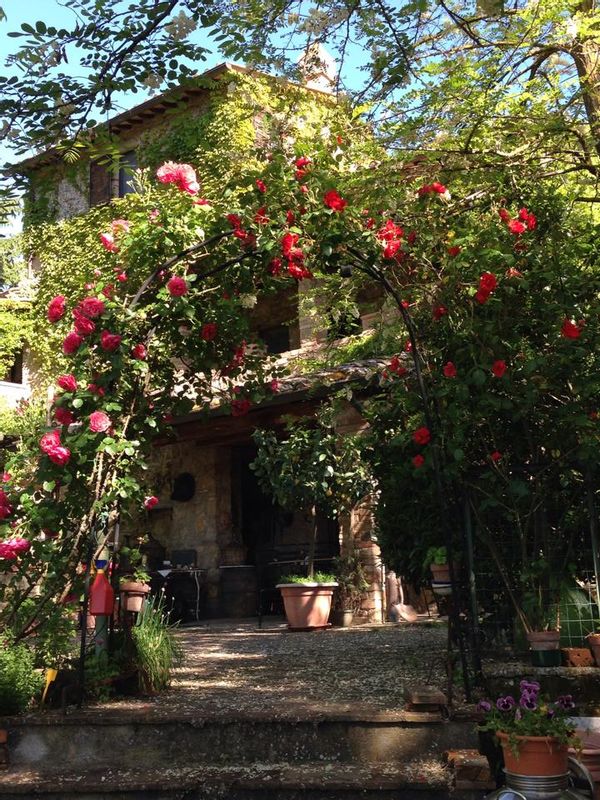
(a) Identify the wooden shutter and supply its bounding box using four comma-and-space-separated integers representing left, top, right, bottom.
89, 161, 112, 207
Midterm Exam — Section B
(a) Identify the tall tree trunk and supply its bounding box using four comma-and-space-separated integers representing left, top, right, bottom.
572, 3, 600, 160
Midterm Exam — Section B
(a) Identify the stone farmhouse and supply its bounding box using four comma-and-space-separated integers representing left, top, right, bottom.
2, 62, 399, 624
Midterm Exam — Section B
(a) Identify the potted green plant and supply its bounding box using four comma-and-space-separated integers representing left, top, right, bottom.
119, 541, 151, 614
477, 681, 578, 777
251, 413, 372, 630
521, 564, 561, 666
330, 551, 369, 627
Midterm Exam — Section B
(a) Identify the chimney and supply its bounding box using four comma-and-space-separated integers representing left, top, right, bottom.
298, 43, 338, 93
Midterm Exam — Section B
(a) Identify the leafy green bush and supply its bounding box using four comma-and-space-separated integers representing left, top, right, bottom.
131, 595, 182, 694
0, 635, 43, 714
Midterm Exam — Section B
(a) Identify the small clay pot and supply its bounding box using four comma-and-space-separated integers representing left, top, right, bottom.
120, 581, 150, 613
526, 630, 560, 651
430, 563, 451, 583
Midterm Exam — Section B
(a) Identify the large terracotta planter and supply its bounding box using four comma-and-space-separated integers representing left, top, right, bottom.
120, 580, 150, 613
430, 563, 451, 583
526, 630, 560, 651
497, 732, 569, 776
587, 633, 600, 666
277, 583, 337, 630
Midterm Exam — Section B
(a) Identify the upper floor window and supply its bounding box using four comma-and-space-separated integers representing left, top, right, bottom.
2, 350, 23, 385
118, 151, 138, 197
89, 160, 112, 207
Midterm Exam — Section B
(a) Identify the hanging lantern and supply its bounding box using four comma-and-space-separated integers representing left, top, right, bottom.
89, 568, 115, 616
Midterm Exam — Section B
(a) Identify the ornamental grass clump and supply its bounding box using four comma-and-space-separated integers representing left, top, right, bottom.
477, 680, 577, 751
131, 594, 182, 694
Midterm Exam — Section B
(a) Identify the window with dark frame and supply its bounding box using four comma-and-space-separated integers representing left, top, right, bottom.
118, 151, 138, 197
257, 324, 291, 355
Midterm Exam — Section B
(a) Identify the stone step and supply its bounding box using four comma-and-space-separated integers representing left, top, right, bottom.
0, 761, 481, 799
3, 711, 476, 772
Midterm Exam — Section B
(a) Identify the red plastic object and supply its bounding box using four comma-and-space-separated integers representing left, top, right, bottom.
89, 570, 115, 616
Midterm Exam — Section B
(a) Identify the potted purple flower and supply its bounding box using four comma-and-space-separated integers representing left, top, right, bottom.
477, 680, 578, 777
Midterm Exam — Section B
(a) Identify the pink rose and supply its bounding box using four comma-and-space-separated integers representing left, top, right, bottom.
167, 276, 188, 297
131, 344, 147, 360
63, 331, 84, 355
89, 411, 111, 433
8, 537, 31, 555
144, 496, 159, 510
111, 219, 130, 234
55, 407, 75, 426
100, 330, 122, 352
156, 162, 200, 195
47, 446, 71, 466
40, 431, 61, 454
100, 232, 119, 252
47, 296, 66, 323
1, 473, 10, 483
78, 297, 106, 319
57, 374, 78, 393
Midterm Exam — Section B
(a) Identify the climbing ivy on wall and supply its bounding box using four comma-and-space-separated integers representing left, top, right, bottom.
0, 235, 26, 289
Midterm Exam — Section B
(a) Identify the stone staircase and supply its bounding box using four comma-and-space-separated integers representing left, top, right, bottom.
0, 708, 481, 799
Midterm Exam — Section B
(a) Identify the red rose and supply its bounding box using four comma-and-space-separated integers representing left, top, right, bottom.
433, 305, 448, 320
79, 297, 106, 318
201, 323, 218, 341
269, 257, 283, 276
144, 495, 159, 510
88, 383, 105, 396
167, 276, 188, 297
226, 213, 242, 229
490, 451, 502, 462
286, 210, 295, 225
498, 208, 511, 223
561, 318, 582, 339
447, 245, 461, 257
156, 161, 200, 195
117, 272, 127, 283
89, 410, 111, 433
131, 344, 147, 360
491, 360, 507, 378
506, 267, 523, 279
299, 184, 308, 195
100, 330, 122, 352
72, 309, 95, 337
254, 207, 269, 225
255, 179, 267, 193
479, 272, 498, 293
412, 426, 431, 446
295, 156, 311, 168
231, 398, 251, 417
383, 240, 403, 260
526, 212, 537, 231
57, 374, 77, 392
40, 431, 61, 454
47, 295, 67, 323
63, 331, 84, 355
282, 232, 300, 256
443, 361, 457, 378
101, 284, 115, 299
475, 288, 491, 304
324, 190, 347, 211
377, 219, 404, 242
389, 355, 407, 377
508, 219, 526, 235
55, 407, 75, 426
412, 455, 425, 469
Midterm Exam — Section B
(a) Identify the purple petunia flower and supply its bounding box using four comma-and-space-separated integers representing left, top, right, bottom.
496, 695, 516, 711
477, 700, 492, 713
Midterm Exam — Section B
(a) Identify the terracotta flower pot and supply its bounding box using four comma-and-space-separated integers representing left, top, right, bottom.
561, 646, 595, 667
497, 732, 569, 777
587, 633, 600, 666
277, 583, 337, 630
120, 580, 150, 613
430, 563, 451, 583
526, 630, 560, 651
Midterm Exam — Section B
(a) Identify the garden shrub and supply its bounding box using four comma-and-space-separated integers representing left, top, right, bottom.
0, 635, 43, 714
